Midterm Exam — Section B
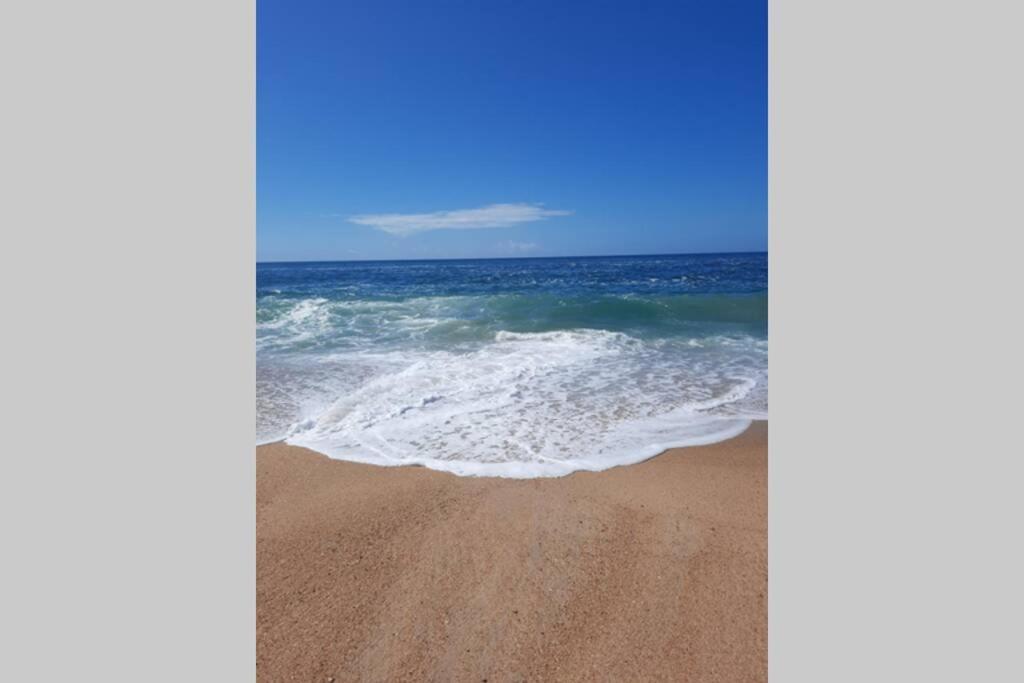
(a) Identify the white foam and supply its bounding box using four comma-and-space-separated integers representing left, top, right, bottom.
256, 297, 333, 350
277, 329, 766, 478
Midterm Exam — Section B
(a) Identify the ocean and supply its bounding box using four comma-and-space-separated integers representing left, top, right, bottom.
257, 253, 767, 477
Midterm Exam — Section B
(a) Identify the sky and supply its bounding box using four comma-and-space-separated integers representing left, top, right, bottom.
257, 0, 766, 262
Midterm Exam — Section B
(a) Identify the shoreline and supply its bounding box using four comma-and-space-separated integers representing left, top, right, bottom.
257, 421, 767, 681
259, 417, 761, 479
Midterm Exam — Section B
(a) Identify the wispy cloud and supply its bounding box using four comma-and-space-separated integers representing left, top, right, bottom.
498, 240, 540, 254
348, 203, 572, 237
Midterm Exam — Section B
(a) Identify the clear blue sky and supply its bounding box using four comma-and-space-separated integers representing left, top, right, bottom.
258, 0, 766, 262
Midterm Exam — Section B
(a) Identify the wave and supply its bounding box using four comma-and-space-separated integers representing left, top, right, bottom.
256, 292, 767, 352
268, 328, 766, 477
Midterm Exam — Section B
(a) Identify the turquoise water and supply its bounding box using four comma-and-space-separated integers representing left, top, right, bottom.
257, 253, 767, 477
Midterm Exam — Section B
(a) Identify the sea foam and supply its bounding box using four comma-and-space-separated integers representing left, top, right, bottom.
275, 328, 764, 477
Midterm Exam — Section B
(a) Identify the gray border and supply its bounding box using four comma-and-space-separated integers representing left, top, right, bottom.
771, 1, 1022, 680
2, 0, 254, 679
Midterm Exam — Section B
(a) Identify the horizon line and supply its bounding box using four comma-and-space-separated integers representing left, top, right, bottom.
256, 249, 767, 266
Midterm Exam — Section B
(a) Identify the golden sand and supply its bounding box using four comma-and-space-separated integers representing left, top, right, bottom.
257, 422, 767, 682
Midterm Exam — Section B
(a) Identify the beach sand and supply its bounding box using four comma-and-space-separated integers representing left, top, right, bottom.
257, 421, 767, 682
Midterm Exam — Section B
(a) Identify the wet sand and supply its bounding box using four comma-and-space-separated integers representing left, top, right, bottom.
257, 421, 767, 682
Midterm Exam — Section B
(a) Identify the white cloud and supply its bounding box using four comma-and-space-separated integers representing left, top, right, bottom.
498, 240, 540, 254
348, 203, 572, 237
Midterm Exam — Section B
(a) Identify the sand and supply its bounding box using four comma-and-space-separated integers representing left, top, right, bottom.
257, 421, 767, 682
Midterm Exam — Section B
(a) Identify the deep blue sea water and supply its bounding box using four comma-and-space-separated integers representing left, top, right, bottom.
257, 253, 767, 477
